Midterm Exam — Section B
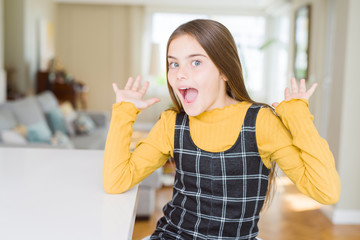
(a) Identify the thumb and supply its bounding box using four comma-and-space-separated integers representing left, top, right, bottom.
272, 102, 279, 108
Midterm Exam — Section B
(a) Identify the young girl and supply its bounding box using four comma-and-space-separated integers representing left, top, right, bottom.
103, 19, 340, 239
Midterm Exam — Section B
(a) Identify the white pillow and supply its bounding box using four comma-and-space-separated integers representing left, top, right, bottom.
1, 130, 27, 144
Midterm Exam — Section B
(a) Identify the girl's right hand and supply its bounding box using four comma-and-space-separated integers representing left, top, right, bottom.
112, 76, 160, 110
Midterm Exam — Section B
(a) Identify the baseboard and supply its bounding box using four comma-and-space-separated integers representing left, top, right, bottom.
332, 209, 360, 224
321, 205, 334, 221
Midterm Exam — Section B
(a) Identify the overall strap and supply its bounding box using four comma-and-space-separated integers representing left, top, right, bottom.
241, 104, 264, 153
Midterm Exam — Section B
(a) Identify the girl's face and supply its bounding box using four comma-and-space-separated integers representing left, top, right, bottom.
167, 34, 234, 116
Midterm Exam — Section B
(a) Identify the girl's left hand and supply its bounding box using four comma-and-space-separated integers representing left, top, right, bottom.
272, 78, 318, 108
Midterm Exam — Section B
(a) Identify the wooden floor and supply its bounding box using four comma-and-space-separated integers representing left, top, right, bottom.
133, 176, 360, 240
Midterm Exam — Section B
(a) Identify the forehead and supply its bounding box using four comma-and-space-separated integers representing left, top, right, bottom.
168, 34, 207, 56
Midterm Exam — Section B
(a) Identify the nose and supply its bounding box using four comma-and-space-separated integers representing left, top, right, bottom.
176, 65, 188, 80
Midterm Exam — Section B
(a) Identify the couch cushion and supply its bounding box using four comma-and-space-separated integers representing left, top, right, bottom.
0, 104, 18, 130
36, 91, 59, 112
11, 96, 47, 125
10, 96, 52, 143
70, 127, 107, 150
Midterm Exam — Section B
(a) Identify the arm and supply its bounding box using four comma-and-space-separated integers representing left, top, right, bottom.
258, 99, 340, 204
261, 78, 340, 204
103, 76, 170, 194
103, 102, 173, 194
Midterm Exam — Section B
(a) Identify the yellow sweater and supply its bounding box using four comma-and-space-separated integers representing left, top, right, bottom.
103, 98, 340, 204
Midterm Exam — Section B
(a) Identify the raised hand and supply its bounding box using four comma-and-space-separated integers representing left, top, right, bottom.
272, 78, 318, 108
112, 76, 160, 110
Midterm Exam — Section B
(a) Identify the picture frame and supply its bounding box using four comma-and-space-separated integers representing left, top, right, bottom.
294, 4, 311, 81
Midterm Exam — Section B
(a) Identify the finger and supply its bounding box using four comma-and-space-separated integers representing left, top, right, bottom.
299, 79, 306, 93
139, 81, 150, 96
306, 83, 318, 98
284, 87, 291, 100
112, 82, 120, 93
131, 75, 142, 91
272, 102, 279, 108
124, 77, 133, 90
291, 77, 298, 93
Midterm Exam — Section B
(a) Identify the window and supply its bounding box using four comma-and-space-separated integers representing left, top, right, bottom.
150, 13, 266, 98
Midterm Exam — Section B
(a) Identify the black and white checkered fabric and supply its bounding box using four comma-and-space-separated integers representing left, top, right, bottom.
151, 104, 270, 240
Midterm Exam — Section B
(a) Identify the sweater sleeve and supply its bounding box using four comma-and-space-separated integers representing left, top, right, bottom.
256, 98, 341, 204
103, 102, 174, 194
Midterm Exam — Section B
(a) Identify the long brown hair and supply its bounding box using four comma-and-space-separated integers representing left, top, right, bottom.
166, 19, 276, 209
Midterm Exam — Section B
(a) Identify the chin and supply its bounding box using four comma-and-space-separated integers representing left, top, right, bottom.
182, 105, 203, 117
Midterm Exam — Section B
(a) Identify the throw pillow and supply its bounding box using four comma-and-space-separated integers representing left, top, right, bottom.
26, 121, 52, 143
46, 108, 68, 135
59, 101, 77, 137
0, 130, 27, 144
74, 113, 95, 135
50, 131, 74, 148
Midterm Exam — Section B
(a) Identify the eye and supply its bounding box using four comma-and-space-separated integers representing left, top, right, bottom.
169, 62, 179, 69
192, 60, 201, 67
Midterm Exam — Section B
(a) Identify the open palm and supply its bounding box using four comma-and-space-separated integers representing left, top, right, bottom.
112, 76, 160, 110
272, 78, 318, 108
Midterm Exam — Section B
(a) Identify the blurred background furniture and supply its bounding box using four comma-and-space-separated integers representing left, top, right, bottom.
129, 130, 164, 218
37, 70, 88, 110
136, 168, 163, 219
0, 90, 163, 218
0, 91, 108, 149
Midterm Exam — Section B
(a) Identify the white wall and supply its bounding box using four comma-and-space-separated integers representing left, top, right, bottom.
329, 0, 360, 224
0, 0, 6, 103
288, 0, 328, 128
24, 0, 56, 94
288, 0, 360, 224
4, 0, 55, 95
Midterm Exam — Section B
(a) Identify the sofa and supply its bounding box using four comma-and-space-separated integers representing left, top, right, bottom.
0, 90, 162, 217
0, 91, 110, 149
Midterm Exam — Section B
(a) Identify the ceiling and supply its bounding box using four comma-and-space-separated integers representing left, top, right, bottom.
54, 0, 288, 11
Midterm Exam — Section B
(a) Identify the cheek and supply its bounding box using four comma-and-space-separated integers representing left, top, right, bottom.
167, 71, 176, 88
167, 71, 174, 85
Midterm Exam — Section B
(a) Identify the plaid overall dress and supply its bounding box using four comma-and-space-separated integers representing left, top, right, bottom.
151, 104, 270, 239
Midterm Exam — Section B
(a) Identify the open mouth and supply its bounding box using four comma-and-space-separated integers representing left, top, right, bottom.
179, 87, 198, 104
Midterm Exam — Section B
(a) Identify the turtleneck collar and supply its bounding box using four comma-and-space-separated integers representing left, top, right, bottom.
189, 101, 251, 123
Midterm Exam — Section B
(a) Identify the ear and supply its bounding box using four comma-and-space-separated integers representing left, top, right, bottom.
220, 74, 228, 82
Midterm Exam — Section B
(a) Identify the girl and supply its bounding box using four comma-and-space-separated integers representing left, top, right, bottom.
103, 19, 340, 239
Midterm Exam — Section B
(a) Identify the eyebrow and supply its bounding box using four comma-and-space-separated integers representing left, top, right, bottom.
167, 54, 207, 60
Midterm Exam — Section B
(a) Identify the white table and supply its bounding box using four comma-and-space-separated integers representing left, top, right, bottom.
0, 148, 139, 240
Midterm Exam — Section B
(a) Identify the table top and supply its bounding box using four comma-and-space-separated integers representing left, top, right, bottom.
0, 147, 138, 240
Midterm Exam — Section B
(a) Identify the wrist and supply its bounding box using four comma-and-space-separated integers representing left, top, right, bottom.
275, 98, 314, 136
275, 98, 311, 117
113, 101, 141, 115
